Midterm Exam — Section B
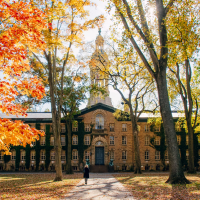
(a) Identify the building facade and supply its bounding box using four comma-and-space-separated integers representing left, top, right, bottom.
0, 31, 200, 172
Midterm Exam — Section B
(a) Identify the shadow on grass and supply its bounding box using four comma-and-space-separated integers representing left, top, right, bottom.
114, 173, 200, 200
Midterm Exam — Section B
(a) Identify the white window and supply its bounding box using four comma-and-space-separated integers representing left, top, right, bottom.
177, 135, 181, 145
145, 125, 149, 132
50, 136, 54, 146
40, 124, 46, 132
155, 151, 160, 160
165, 150, 168, 160
61, 124, 66, 133
186, 149, 189, 160
41, 150, 46, 160
84, 135, 90, 145
21, 150, 26, 160
0, 152, 4, 160
72, 121, 78, 132
85, 124, 90, 132
50, 150, 55, 160
72, 150, 78, 160
72, 135, 78, 145
110, 151, 114, 160
61, 150, 66, 161
109, 123, 114, 131
155, 136, 160, 145
145, 136, 150, 146
61, 135, 65, 146
154, 126, 160, 132
31, 140, 36, 147
122, 123, 127, 131
145, 151, 149, 160
11, 150, 16, 160
40, 136, 46, 146
110, 136, 114, 145
96, 114, 104, 129
122, 151, 127, 160
186, 135, 189, 145
122, 136, 127, 145
31, 151, 35, 160
85, 151, 90, 160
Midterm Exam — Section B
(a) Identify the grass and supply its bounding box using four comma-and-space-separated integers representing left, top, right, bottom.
113, 173, 200, 200
0, 173, 82, 200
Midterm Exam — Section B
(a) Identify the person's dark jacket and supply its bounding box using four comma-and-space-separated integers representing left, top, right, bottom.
84, 167, 89, 178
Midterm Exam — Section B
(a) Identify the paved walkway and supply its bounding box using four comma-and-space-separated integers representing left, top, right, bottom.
64, 173, 135, 200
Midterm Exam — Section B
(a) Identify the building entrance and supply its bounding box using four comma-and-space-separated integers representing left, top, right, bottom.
95, 147, 104, 165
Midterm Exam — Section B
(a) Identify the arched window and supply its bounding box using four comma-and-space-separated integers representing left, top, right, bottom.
96, 114, 104, 129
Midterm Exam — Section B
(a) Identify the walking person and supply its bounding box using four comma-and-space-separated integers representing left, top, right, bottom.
83, 164, 89, 184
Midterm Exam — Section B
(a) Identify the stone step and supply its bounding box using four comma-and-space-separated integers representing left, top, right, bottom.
90, 165, 108, 173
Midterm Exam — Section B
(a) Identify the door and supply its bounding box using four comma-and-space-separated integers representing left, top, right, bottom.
95, 147, 104, 165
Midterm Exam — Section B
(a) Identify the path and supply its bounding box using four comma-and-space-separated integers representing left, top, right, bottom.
64, 173, 135, 200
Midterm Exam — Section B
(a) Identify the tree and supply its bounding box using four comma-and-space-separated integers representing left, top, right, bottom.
30, 0, 103, 181
0, 0, 46, 154
166, 0, 200, 173
91, 37, 157, 173
108, 0, 190, 183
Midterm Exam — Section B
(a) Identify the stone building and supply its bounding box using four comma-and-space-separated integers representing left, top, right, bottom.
0, 31, 200, 172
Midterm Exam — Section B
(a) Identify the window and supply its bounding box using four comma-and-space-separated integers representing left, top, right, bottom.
61, 150, 66, 161
109, 123, 114, 131
186, 149, 189, 160
72, 121, 78, 132
30, 124, 35, 128
40, 124, 46, 132
31, 151, 35, 160
122, 151, 127, 160
72, 150, 78, 160
122, 123, 127, 131
155, 151, 160, 160
72, 135, 78, 145
175, 124, 181, 132
11, 150, 16, 160
85, 124, 90, 132
154, 126, 160, 132
177, 135, 181, 145
145, 136, 150, 146
61, 124, 66, 133
165, 150, 168, 160
61, 135, 65, 146
145, 125, 149, 132
154, 136, 160, 145
85, 151, 90, 160
0, 152, 4, 160
110, 151, 114, 160
110, 136, 114, 145
165, 138, 168, 146
41, 150, 46, 160
50, 136, 54, 146
186, 135, 189, 145
31, 140, 36, 147
145, 151, 149, 160
198, 135, 200, 145
50, 125, 53, 132
40, 136, 46, 146
21, 150, 26, 160
84, 135, 90, 145
96, 114, 104, 129
50, 150, 55, 160
122, 136, 127, 145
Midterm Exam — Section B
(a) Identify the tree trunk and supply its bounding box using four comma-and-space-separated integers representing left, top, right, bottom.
66, 121, 73, 174
156, 70, 190, 184
130, 108, 142, 174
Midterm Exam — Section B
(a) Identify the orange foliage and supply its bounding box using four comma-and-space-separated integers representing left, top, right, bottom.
0, 0, 47, 153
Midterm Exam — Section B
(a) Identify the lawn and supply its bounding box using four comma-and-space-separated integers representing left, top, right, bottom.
0, 173, 82, 200
113, 173, 200, 200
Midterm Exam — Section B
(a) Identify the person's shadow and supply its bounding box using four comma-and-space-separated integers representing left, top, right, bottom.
171, 184, 190, 200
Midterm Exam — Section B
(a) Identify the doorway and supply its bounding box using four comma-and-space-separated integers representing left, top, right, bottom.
95, 147, 104, 165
